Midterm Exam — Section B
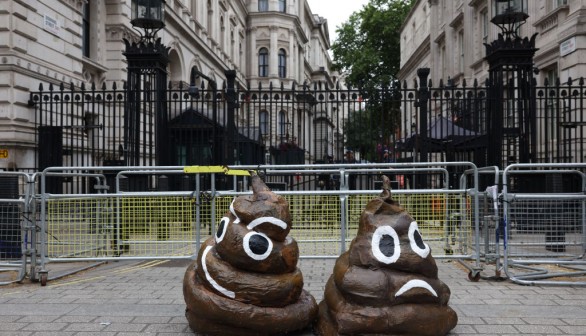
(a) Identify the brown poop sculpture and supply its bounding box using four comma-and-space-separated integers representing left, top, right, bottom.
183, 172, 318, 335
316, 176, 458, 336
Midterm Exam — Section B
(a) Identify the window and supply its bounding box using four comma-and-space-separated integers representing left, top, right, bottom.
260, 111, 269, 137
278, 49, 286, 78
481, 9, 488, 44
278, 111, 287, 139
549, 0, 568, 11
259, 48, 269, 77
82, 3, 90, 57
279, 0, 286, 12
259, 0, 268, 11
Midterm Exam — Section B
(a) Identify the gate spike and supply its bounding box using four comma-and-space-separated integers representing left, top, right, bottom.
80, 82, 85, 91
91, 82, 96, 91
462, 78, 467, 87
59, 82, 64, 91
39, 83, 43, 91
49, 83, 54, 91
112, 82, 117, 90
102, 82, 107, 90
568, 77, 573, 86
473, 78, 478, 87
580, 77, 584, 86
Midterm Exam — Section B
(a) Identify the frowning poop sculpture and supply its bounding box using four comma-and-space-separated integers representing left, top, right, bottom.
183, 172, 318, 335
316, 176, 458, 336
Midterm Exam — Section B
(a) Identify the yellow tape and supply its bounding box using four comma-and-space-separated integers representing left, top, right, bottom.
184, 166, 226, 173
184, 166, 253, 176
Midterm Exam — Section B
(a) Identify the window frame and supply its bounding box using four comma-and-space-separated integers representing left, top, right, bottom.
258, 47, 269, 77
279, 0, 286, 13
260, 110, 269, 137
278, 48, 287, 78
259, 0, 268, 12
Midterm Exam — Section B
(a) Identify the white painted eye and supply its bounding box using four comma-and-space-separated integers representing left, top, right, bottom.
371, 225, 400, 264
409, 221, 430, 258
243, 231, 273, 261
215, 217, 230, 243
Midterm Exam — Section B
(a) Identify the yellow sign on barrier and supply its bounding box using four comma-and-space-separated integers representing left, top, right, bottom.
0, 149, 8, 159
183, 165, 252, 176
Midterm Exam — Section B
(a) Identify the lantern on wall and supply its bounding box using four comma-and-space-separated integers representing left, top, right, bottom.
491, 0, 528, 38
131, 0, 166, 40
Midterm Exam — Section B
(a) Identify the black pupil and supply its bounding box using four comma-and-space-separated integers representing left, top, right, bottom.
216, 220, 226, 238
379, 234, 395, 257
414, 230, 426, 250
249, 234, 269, 255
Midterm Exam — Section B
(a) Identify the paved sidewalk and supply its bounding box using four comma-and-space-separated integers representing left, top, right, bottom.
1, 258, 586, 335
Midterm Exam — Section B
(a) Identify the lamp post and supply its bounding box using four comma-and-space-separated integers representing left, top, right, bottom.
485, 0, 537, 168
491, 0, 528, 39
124, 0, 170, 168
131, 0, 166, 41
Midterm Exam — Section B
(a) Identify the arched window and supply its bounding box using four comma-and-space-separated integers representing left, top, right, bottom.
258, 0, 268, 11
260, 111, 269, 137
279, 0, 286, 12
258, 48, 269, 77
278, 49, 287, 78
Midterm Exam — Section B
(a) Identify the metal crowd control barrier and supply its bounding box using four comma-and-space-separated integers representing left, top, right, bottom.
35, 162, 480, 285
459, 166, 505, 281
0, 172, 36, 285
502, 163, 586, 286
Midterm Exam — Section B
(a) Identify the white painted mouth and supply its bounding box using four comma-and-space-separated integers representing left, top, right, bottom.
201, 245, 236, 299
247, 216, 288, 230
395, 279, 437, 297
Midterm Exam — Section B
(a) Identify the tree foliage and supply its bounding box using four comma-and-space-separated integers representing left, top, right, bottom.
333, 0, 414, 161
331, 0, 414, 88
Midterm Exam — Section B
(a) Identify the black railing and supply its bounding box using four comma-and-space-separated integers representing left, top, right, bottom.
29, 71, 586, 192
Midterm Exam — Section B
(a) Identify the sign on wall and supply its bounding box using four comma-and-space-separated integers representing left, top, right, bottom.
43, 14, 61, 36
560, 37, 576, 57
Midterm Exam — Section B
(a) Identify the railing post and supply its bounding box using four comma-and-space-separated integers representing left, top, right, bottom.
417, 68, 430, 189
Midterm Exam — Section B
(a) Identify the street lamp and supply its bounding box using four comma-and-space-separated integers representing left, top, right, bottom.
491, 0, 528, 39
131, 0, 166, 41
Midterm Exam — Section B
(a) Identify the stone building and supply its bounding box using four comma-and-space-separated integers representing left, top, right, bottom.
0, 0, 338, 170
397, 0, 586, 165
399, 0, 578, 86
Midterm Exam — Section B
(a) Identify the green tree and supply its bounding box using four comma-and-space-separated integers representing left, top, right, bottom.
333, 0, 414, 161
331, 0, 414, 88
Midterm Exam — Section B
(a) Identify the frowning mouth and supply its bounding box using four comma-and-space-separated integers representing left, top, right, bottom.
395, 279, 438, 297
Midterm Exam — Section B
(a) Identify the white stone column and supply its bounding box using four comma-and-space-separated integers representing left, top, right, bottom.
288, 29, 295, 79
249, 28, 257, 77
269, 25, 278, 77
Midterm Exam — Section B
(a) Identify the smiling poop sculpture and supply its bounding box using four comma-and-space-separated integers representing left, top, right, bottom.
316, 176, 458, 336
183, 172, 318, 335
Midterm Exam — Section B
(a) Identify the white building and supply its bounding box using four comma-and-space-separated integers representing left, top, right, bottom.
399, 0, 579, 86
0, 0, 339, 170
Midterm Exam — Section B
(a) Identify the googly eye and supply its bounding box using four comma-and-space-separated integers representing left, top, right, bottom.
409, 221, 430, 258
243, 231, 273, 260
371, 225, 400, 264
215, 217, 230, 243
